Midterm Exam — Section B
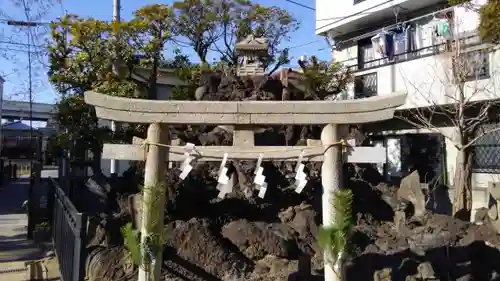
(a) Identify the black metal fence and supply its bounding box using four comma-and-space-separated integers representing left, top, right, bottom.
472, 123, 500, 174
49, 178, 88, 281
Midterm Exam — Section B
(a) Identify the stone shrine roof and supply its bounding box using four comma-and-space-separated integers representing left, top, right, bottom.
235, 35, 269, 52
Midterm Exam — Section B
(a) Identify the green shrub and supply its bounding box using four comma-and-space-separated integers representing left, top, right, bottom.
317, 188, 354, 278
121, 223, 142, 266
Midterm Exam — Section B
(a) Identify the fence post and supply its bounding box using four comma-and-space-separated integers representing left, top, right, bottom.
47, 178, 55, 232
72, 212, 87, 281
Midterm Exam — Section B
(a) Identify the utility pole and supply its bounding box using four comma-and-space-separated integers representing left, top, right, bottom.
7, 18, 37, 239
110, 0, 120, 176
0, 76, 4, 186
0, 76, 4, 152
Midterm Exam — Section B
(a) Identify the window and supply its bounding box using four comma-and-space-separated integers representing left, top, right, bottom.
357, 39, 376, 69
354, 0, 368, 4
247, 56, 256, 64
465, 49, 489, 80
453, 49, 490, 82
354, 72, 377, 98
473, 123, 500, 173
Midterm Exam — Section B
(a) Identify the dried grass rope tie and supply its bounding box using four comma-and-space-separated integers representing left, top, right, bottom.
138, 139, 349, 159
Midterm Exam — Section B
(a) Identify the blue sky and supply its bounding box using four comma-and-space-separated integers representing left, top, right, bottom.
0, 0, 330, 105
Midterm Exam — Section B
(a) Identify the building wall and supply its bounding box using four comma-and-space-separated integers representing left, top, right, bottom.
441, 127, 499, 220
377, 126, 497, 221
2, 129, 42, 138
2, 100, 54, 120
322, 2, 497, 221
316, 0, 486, 35
315, 0, 422, 35
157, 85, 174, 100
333, 5, 500, 110
350, 47, 500, 109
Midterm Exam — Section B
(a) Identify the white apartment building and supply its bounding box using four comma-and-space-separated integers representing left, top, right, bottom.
315, 0, 500, 217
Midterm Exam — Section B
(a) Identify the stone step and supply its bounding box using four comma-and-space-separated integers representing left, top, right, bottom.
0, 258, 58, 281
0, 260, 29, 281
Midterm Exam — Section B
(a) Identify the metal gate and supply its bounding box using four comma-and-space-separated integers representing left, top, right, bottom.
50, 178, 87, 281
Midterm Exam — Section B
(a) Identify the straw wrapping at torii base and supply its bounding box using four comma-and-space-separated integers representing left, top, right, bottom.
84, 90, 407, 281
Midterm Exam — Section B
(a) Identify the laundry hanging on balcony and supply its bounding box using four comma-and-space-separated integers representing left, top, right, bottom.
415, 22, 436, 52
434, 18, 452, 39
371, 31, 395, 61
393, 24, 415, 55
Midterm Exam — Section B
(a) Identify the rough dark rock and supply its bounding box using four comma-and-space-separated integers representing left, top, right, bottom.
344, 177, 500, 281
165, 218, 254, 280
78, 144, 500, 281
278, 203, 320, 253
475, 207, 490, 224
396, 170, 426, 217
279, 204, 319, 239
86, 246, 135, 281
221, 219, 298, 259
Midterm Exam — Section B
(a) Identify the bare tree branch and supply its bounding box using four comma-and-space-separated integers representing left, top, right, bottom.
396, 18, 500, 220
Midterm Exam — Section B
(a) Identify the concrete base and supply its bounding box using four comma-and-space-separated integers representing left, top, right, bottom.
0, 260, 28, 281
25, 260, 48, 280
0, 257, 58, 281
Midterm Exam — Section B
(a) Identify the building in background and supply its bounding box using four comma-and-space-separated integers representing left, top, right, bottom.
1, 121, 42, 160
0, 69, 186, 177
315, 0, 500, 218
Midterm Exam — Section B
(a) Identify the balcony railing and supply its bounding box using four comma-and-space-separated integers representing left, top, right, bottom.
349, 43, 449, 72
347, 33, 482, 73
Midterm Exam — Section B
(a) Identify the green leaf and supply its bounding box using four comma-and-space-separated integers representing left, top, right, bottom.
121, 223, 142, 266
317, 188, 354, 271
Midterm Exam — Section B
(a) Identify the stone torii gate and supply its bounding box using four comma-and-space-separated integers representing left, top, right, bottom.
84, 91, 407, 281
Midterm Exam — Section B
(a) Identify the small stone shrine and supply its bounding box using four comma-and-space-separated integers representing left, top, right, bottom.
235, 34, 269, 77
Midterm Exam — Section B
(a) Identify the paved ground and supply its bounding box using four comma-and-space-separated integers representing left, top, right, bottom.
0, 178, 44, 263
0, 173, 61, 280
41, 167, 58, 179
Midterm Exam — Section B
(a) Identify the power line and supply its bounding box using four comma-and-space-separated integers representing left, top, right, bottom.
284, 0, 315, 11
0, 69, 25, 78
1, 10, 328, 63
58, 0, 67, 17
288, 39, 323, 49
3, 22, 323, 54
0, 18, 51, 26
23, 19, 50, 67
0, 46, 46, 53
0, 39, 45, 49
0, 38, 50, 69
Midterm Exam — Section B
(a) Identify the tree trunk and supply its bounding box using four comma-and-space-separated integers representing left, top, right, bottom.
148, 57, 158, 100
89, 140, 103, 176
452, 147, 473, 221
